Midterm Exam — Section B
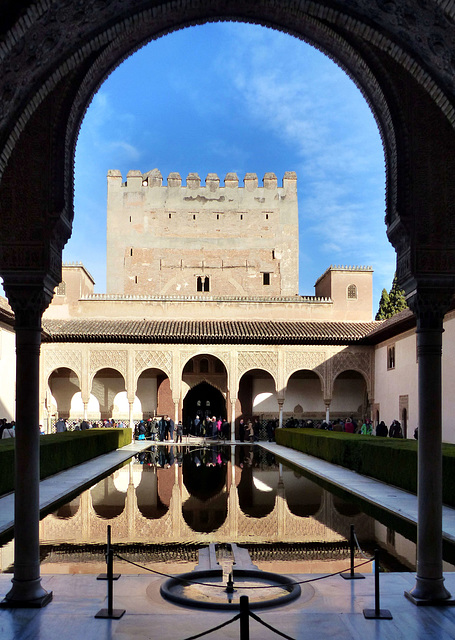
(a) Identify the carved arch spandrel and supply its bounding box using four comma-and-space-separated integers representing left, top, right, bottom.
329, 349, 373, 398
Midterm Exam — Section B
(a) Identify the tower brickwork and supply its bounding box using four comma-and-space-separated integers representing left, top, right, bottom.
106, 169, 299, 297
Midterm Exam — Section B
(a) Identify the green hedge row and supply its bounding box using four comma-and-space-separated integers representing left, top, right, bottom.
0, 428, 132, 497
275, 428, 455, 508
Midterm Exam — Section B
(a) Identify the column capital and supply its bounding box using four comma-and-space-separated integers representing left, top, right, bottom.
3, 272, 57, 327
406, 284, 453, 331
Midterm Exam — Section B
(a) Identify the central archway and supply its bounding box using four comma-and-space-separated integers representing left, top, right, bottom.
183, 381, 226, 429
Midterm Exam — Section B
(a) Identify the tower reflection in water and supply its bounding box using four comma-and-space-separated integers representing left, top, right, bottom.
37, 445, 415, 574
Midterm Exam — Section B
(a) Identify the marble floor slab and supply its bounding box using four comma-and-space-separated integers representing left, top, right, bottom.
1, 571, 455, 639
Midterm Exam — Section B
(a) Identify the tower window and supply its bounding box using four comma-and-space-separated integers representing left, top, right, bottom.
197, 276, 210, 292
347, 284, 357, 299
387, 345, 395, 370
263, 272, 270, 285
56, 281, 66, 296
240, 214, 243, 220
169, 213, 172, 219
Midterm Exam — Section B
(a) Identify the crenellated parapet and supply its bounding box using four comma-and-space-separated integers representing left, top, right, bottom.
108, 168, 297, 194
106, 168, 299, 299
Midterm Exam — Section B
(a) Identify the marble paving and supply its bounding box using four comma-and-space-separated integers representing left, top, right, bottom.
1, 571, 455, 639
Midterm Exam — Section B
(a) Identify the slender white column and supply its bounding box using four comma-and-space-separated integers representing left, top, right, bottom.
128, 401, 134, 439
230, 399, 236, 441
278, 399, 284, 429
325, 402, 330, 423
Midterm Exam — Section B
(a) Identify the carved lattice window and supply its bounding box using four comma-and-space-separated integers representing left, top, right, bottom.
56, 281, 66, 296
347, 284, 357, 299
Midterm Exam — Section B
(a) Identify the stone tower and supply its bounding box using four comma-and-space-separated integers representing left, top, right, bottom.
106, 169, 299, 297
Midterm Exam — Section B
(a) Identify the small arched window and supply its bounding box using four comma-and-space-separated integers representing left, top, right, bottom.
56, 281, 66, 296
347, 284, 357, 299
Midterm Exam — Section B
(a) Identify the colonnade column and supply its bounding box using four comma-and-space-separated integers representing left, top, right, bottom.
230, 399, 236, 441
173, 399, 179, 426
2, 282, 53, 606
128, 401, 134, 438
277, 398, 284, 429
406, 292, 452, 604
324, 400, 331, 423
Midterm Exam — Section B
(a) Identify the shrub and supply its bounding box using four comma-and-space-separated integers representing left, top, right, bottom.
0, 427, 132, 496
275, 428, 455, 507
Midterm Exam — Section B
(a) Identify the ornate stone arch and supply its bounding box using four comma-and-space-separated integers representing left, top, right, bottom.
330, 350, 373, 399
237, 351, 278, 389
42, 350, 82, 388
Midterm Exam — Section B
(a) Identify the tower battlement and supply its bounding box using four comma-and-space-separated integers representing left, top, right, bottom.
108, 169, 297, 196
106, 168, 299, 298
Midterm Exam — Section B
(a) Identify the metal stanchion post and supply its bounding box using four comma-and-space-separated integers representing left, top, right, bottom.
240, 595, 250, 640
341, 524, 364, 579
363, 549, 393, 619
95, 526, 125, 620
97, 524, 121, 580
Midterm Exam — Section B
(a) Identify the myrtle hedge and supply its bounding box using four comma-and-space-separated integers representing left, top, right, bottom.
275, 428, 455, 508
0, 428, 132, 497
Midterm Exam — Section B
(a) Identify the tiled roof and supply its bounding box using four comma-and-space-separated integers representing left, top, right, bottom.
42, 318, 380, 345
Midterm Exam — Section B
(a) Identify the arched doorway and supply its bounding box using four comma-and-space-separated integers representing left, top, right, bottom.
183, 381, 226, 430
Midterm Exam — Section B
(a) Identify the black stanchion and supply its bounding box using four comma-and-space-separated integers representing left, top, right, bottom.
95, 526, 125, 620
97, 524, 121, 581
341, 524, 365, 580
363, 549, 393, 620
240, 595, 250, 640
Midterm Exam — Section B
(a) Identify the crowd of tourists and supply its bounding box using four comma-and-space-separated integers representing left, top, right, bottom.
0, 417, 15, 438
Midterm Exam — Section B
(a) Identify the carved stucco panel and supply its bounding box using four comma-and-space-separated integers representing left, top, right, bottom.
331, 349, 373, 397
89, 349, 127, 378
179, 350, 230, 373
43, 348, 82, 381
135, 350, 172, 378
237, 351, 278, 381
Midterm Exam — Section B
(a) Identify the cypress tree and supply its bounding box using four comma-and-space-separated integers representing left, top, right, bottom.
375, 273, 407, 320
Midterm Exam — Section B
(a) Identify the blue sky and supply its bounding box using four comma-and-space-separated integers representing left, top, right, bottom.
66, 22, 396, 312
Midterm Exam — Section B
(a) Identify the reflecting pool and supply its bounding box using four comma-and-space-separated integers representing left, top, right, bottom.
2, 445, 450, 576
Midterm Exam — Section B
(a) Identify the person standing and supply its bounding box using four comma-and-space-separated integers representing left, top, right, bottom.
175, 421, 183, 443
167, 415, 174, 441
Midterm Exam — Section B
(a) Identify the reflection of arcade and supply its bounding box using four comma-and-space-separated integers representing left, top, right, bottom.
182, 447, 229, 533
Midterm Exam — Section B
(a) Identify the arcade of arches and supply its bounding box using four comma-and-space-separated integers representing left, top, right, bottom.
42, 346, 370, 434
1, 0, 455, 608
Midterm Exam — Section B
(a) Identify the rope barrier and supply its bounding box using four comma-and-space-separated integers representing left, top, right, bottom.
181, 613, 241, 640
353, 529, 374, 560
248, 609, 296, 639
115, 552, 373, 589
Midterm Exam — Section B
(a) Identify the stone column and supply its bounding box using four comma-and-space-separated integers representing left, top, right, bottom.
83, 401, 88, 420
406, 292, 451, 603
173, 399, 179, 426
2, 281, 54, 606
230, 399, 236, 441
128, 401, 134, 438
278, 398, 284, 429
324, 400, 331, 423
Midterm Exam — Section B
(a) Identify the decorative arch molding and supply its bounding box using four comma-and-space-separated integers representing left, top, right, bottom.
179, 350, 230, 376
135, 350, 172, 380
330, 350, 373, 398
284, 351, 327, 388
182, 376, 227, 398
1, 0, 454, 183
89, 350, 127, 386
237, 351, 278, 387
42, 349, 82, 386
